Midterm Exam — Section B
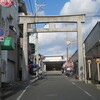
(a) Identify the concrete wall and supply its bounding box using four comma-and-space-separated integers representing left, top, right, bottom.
1, 0, 19, 82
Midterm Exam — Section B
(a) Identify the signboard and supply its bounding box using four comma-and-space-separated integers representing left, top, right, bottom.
1, 37, 15, 50
0, 0, 14, 8
67, 62, 73, 67
0, 28, 4, 37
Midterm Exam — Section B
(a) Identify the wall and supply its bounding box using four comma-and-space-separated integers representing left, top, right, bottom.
1, 0, 19, 82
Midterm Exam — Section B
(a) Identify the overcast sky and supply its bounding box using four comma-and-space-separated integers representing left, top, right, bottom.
25, 0, 100, 56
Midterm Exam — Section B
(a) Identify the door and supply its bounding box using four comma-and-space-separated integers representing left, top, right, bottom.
6, 60, 15, 82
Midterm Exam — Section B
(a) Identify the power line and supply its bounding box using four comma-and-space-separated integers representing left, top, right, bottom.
29, 0, 34, 14
24, 0, 32, 14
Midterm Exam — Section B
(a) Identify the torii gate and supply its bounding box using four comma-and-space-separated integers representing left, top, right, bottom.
19, 14, 86, 81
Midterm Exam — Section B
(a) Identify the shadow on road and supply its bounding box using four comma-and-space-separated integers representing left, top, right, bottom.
1, 82, 29, 100
45, 71, 62, 77
46, 74, 62, 76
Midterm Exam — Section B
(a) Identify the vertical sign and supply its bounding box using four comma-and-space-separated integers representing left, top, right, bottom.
0, 4, 2, 94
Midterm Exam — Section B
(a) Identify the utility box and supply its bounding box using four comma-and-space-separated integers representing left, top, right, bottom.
1, 37, 15, 50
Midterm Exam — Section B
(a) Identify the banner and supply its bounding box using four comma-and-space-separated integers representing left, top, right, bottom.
0, 0, 14, 8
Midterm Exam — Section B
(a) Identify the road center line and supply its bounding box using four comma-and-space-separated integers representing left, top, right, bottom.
72, 82, 97, 100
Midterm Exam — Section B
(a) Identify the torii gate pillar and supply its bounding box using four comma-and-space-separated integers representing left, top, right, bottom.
77, 21, 84, 81
22, 23, 29, 81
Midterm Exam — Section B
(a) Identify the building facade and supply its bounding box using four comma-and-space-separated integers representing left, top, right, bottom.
69, 22, 100, 84
1, 0, 19, 83
85, 22, 100, 83
1, 0, 28, 83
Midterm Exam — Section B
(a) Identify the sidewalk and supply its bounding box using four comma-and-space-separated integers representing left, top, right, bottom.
1, 76, 38, 100
68, 76, 100, 90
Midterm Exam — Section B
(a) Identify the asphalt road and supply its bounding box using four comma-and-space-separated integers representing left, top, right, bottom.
16, 71, 100, 100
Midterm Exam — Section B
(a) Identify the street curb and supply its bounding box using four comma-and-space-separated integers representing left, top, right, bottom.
30, 77, 38, 84
16, 77, 38, 100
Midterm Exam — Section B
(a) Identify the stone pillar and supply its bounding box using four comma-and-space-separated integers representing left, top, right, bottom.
22, 23, 29, 81
87, 60, 92, 84
96, 59, 100, 81
77, 21, 84, 81
88, 61, 91, 79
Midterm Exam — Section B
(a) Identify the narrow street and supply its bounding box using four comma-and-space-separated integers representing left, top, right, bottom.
5, 71, 99, 100
0, 1, 100, 100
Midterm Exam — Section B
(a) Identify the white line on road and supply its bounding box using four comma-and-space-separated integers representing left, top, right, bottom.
16, 78, 38, 100
16, 85, 30, 100
72, 82, 97, 100
30, 77, 38, 84
84, 91, 92, 97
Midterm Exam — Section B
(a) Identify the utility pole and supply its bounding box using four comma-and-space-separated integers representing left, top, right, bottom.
66, 39, 77, 62
66, 41, 70, 62
66, 33, 69, 62
34, 0, 45, 75
34, 0, 39, 76
66, 45, 69, 62
34, 0, 39, 65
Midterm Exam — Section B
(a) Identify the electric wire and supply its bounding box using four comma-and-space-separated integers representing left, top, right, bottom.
24, 0, 32, 14
29, 0, 34, 14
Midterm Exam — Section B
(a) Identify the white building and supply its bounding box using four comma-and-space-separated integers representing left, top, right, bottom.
43, 55, 66, 71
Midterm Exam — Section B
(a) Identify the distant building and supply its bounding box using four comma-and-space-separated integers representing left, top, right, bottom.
43, 55, 66, 71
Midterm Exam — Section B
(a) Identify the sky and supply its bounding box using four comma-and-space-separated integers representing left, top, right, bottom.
24, 0, 100, 56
